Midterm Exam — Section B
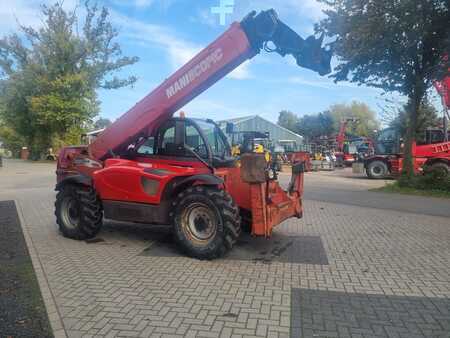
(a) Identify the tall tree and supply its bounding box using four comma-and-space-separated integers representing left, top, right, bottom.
94, 117, 113, 130
297, 111, 334, 141
329, 101, 380, 137
390, 99, 440, 142
0, 2, 138, 158
277, 110, 300, 132
318, 0, 450, 177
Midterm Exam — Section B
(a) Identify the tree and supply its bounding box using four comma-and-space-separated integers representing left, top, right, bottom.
277, 110, 299, 132
0, 2, 138, 158
297, 111, 334, 141
94, 117, 113, 130
0, 120, 25, 157
318, 0, 450, 177
328, 101, 380, 137
390, 99, 440, 142
276, 102, 379, 142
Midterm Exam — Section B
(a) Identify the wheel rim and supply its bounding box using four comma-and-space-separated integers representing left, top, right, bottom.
371, 164, 384, 176
373, 166, 382, 174
61, 196, 80, 229
181, 203, 217, 244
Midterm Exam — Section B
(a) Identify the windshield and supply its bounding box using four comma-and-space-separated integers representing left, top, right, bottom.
191, 119, 229, 158
375, 128, 400, 155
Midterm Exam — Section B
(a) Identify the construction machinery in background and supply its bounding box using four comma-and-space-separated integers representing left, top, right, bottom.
362, 74, 450, 179
54, 9, 332, 259
228, 128, 285, 174
229, 130, 271, 160
334, 118, 359, 167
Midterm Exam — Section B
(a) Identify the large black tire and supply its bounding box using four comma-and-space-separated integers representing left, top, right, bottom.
427, 162, 450, 178
366, 160, 389, 179
55, 184, 103, 240
170, 186, 241, 259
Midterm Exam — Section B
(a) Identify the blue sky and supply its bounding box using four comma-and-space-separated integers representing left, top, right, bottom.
1, 0, 417, 124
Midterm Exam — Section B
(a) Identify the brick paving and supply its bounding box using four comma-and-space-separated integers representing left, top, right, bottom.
1, 160, 450, 337
291, 289, 450, 338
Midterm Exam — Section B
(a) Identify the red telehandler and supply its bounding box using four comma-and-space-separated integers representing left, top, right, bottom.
364, 75, 450, 179
55, 9, 332, 259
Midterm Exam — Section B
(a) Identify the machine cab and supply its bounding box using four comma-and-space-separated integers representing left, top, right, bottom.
133, 118, 236, 168
374, 128, 401, 155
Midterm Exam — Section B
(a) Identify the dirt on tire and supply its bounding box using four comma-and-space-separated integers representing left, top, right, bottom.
170, 186, 241, 259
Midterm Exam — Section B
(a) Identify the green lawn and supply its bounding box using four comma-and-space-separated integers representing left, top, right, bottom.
372, 182, 450, 199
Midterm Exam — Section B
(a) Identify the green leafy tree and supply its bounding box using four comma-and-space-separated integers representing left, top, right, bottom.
318, 0, 450, 177
277, 110, 299, 132
329, 101, 380, 137
0, 120, 25, 157
0, 2, 138, 158
94, 117, 113, 130
297, 111, 334, 141
390, 99, 440, 142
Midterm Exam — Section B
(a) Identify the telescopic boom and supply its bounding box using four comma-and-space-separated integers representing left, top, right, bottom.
89, 9, 332, 161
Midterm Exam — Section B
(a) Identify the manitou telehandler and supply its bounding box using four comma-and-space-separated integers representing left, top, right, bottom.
55, 9, 332, 259
364, 74, 450, 179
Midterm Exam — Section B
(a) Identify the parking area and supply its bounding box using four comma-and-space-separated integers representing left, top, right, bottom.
1, 159, 449, 338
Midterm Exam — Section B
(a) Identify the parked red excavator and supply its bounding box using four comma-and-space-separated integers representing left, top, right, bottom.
55, 9, 332, 259
364, 74, 450, 179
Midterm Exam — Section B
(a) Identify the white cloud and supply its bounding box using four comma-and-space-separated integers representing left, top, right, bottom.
110, 10, 200, 69
0, 0, 76, 34
111, 11, 253, 79
0, 0, 80, 35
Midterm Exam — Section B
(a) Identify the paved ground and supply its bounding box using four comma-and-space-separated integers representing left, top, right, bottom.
1, 159, 449, 338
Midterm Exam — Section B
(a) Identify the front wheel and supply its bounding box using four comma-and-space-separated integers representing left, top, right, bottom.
170, 186, 241, 259
366, 160, 388, 179
55, 184, 103, 240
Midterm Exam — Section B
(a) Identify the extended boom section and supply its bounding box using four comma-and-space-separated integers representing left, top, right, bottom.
89, 9, 331, 161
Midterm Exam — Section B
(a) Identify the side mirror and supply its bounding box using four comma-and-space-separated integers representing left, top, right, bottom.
226, 122, 235, 134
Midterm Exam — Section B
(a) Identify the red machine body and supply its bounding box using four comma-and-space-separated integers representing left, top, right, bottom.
55, 9, 331, 258
334, 118, 359, 166
364, 74, 450, 178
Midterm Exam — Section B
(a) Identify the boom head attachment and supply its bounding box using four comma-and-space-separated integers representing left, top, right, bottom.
241, 9, 332, 76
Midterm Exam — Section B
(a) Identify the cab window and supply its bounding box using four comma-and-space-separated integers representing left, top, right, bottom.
136, 137, 154, 155
185, 124, 207, 158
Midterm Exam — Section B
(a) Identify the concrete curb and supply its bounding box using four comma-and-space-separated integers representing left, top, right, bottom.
15, 200, 68, 338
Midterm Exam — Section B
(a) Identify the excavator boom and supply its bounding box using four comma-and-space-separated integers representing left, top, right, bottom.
89, 9, 332, 160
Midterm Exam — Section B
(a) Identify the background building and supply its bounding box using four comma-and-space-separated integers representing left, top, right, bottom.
219, 115, 304, 151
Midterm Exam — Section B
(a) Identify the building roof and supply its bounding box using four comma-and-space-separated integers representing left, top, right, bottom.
219, 115, 303, 141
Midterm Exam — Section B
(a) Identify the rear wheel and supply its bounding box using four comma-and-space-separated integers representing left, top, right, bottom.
170, 186, 241, 259
427, 162, 450, 178
55, 184, 103, 240
366, 160, 388, 179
